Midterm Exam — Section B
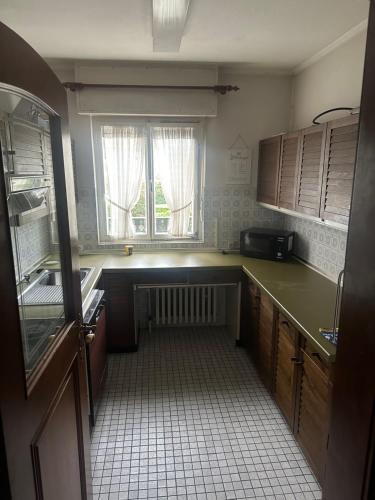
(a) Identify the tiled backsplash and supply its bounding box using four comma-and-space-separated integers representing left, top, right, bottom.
283, 214, 347, 282
76, 179, 346, 283
11, 217, 51, 281
77, 185, 284, 252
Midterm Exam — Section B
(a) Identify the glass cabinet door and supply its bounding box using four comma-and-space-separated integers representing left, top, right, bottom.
1, 92, 66, 375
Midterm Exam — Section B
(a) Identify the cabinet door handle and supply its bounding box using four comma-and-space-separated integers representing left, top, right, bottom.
281, 320, 289, 327
291, 357, 303, 365
311, 352, 322, 360
333, 269, 344, 333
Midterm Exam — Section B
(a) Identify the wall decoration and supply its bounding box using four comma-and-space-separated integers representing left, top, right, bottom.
226, 135, 251, 185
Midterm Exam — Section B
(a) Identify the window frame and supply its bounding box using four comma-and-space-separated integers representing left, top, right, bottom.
91, 116, 205, 245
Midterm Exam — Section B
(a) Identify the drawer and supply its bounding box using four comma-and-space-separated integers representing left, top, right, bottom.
302, 339, 332, 378
103, 269, 189, 288
278, 312, 298, 342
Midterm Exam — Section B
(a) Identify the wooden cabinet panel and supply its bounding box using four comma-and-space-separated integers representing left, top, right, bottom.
257, 292, 275, 389
278, 132, 300, 210
295, 124, 327, 216
103, 273, 135, 352
31, 373, 83, 500
320, 115, 359, 225
257, 135, 282, 205
88, 308, 107, 409
274, 314, 298, 427
241, 277, 260, 354
296, 349, 331, 483
189, 268, 241, 284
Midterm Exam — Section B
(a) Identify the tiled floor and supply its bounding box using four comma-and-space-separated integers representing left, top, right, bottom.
91, 326, 322, 500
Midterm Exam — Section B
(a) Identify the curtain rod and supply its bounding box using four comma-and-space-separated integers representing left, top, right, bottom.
63, 82, 239, 95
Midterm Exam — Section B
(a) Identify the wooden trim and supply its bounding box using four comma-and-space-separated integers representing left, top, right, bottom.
323, 2, 375, 497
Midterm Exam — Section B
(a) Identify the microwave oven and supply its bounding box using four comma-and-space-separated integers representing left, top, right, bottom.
240, 227, 294, 261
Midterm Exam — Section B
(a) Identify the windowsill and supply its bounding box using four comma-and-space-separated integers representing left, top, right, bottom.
97, 238, 205, 246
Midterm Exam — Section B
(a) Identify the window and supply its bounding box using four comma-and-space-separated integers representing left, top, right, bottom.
93, 118, 204, 243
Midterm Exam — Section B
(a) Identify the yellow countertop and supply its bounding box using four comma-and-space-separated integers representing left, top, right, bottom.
79, 251, 338, 361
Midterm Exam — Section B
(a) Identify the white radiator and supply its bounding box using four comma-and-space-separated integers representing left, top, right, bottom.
154, 285, 218, 326
133, 282, 241, 339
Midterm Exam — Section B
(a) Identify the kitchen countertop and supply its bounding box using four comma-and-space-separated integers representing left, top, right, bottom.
79, 251, 338, 361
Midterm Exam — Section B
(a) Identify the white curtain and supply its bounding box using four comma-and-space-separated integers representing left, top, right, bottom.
152, 126, 195, 237
101, 125, 145, 240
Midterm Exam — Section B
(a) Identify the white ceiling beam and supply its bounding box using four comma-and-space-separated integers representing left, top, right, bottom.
152, 0, 191, 52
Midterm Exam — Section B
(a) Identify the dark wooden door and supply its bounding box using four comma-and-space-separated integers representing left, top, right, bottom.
324, 2, 375, 499
277, 131, 300, 210
0, 23, 90, 500
320, 115, 359, 225
295, 124, 327, 216
274, 314, 298, 427
257, 135, 282, 205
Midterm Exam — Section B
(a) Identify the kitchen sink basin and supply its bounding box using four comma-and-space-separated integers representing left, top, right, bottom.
18, 267, 94, 305
38, 268, 92, 287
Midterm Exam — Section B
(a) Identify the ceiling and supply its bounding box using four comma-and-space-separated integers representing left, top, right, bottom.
0, 0, 369, 69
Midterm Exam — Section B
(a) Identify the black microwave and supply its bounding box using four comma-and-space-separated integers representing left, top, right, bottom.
240, 227, 294, 261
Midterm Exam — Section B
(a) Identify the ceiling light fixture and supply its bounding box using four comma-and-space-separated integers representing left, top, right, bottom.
152, 0, 191, 52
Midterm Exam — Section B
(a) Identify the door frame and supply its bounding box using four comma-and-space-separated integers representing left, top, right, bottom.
324, 1, 375, 499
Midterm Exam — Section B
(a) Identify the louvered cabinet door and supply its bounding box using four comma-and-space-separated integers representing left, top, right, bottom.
295, 350, 331, 484
274, 314, 298, 427
278, 132, 300, 210
257, 135, 282, 206
10, 120, 46, 175
295, 124, 327, 216
320, 115, 359, 225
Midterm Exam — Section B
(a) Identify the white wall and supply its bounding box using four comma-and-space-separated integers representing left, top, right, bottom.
207, 72, 291, 188
51, 63, 291, 250
290, 30, 366, 130
281, 29, 367, 282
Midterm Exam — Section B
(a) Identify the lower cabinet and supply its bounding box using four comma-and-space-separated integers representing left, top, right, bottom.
295, 346, 332, 484
257, 291, 275, 390
245, 277, 334, 486
274, 313, 299, 427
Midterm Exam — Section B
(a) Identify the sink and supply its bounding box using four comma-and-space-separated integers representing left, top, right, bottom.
19, 267, 94, 305
38, 268, 92, 287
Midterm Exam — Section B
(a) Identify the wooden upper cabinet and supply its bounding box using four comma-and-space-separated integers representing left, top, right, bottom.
277, 131, 300, 210
320, 115, 359, 225
257, 135, 282, 205
295, 124, 327, 216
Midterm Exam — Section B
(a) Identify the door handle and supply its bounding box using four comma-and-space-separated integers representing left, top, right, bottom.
85, 333, 96, 344
291, 357, 303, 365
81, 323, 97, 334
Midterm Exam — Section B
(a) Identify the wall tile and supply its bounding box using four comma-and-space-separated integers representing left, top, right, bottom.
11, 216, 51, 281
77, 185, 285, 252
283, 214, 347, 282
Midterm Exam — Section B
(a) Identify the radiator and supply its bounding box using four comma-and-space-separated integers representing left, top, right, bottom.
154, 285, 218, 326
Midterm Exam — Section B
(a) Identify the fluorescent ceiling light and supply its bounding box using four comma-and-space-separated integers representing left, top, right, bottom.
152, 0, 191, 52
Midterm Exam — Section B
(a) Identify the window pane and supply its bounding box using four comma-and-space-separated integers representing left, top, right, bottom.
101, 125, 147, 240
151, 126, 196, 238
1, 94, 65, 375
132, 180, 147, 235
